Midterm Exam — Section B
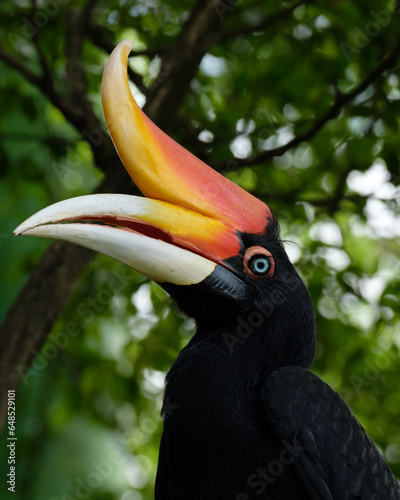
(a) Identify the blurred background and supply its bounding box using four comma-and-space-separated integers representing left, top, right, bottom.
1, 1, 399, 499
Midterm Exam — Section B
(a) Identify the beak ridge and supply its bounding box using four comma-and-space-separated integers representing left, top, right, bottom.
102, 40, 272, 237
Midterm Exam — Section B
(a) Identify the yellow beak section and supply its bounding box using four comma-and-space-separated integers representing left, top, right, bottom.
14, 194, 217, 285
14, 194, 235, 266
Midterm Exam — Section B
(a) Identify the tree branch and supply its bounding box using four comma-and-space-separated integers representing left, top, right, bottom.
65, 7, 88, 105
0, 44, 106, 154
213, 35, 400, 171
0, 47, 43, 88
144, 0, 228, 126
31, 0, 53, 85
219, 0, 310, 41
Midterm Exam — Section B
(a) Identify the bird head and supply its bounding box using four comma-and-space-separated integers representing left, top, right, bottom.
14, 40, 315, 369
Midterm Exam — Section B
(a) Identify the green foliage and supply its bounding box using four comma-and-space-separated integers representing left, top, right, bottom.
1, 1, 399, 499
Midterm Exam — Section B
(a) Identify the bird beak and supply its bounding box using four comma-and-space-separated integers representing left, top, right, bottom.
14, 40, 271, 289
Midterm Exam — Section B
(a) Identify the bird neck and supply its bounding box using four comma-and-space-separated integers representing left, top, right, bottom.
164, 308, 315, 422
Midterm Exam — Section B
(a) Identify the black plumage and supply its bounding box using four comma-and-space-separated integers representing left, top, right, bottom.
155, 221, 400, 499
262, 367, 400, 499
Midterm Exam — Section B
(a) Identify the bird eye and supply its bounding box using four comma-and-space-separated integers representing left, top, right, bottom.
250, 256, 270, 275
243, 246, 275, 279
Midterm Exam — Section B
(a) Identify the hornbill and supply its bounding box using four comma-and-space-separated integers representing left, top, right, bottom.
15, 40, 400, 499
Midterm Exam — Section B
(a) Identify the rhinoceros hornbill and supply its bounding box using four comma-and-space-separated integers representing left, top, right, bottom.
15, 40, 400, 499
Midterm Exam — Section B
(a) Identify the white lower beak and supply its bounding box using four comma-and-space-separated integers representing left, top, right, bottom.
14, 194, 216, 286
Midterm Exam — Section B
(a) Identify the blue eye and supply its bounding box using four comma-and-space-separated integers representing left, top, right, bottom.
249, 255, 271, 276
244, 246, 275, 279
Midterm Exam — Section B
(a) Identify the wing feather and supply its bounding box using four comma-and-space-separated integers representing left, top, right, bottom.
260, 366, 400, 499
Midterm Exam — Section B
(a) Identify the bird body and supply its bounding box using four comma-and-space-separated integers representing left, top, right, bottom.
157, 336, 311, 499
156, 278, 399, 498
14, 40, 400, 499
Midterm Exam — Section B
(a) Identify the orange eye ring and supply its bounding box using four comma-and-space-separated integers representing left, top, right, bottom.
243, 246, 275, 279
